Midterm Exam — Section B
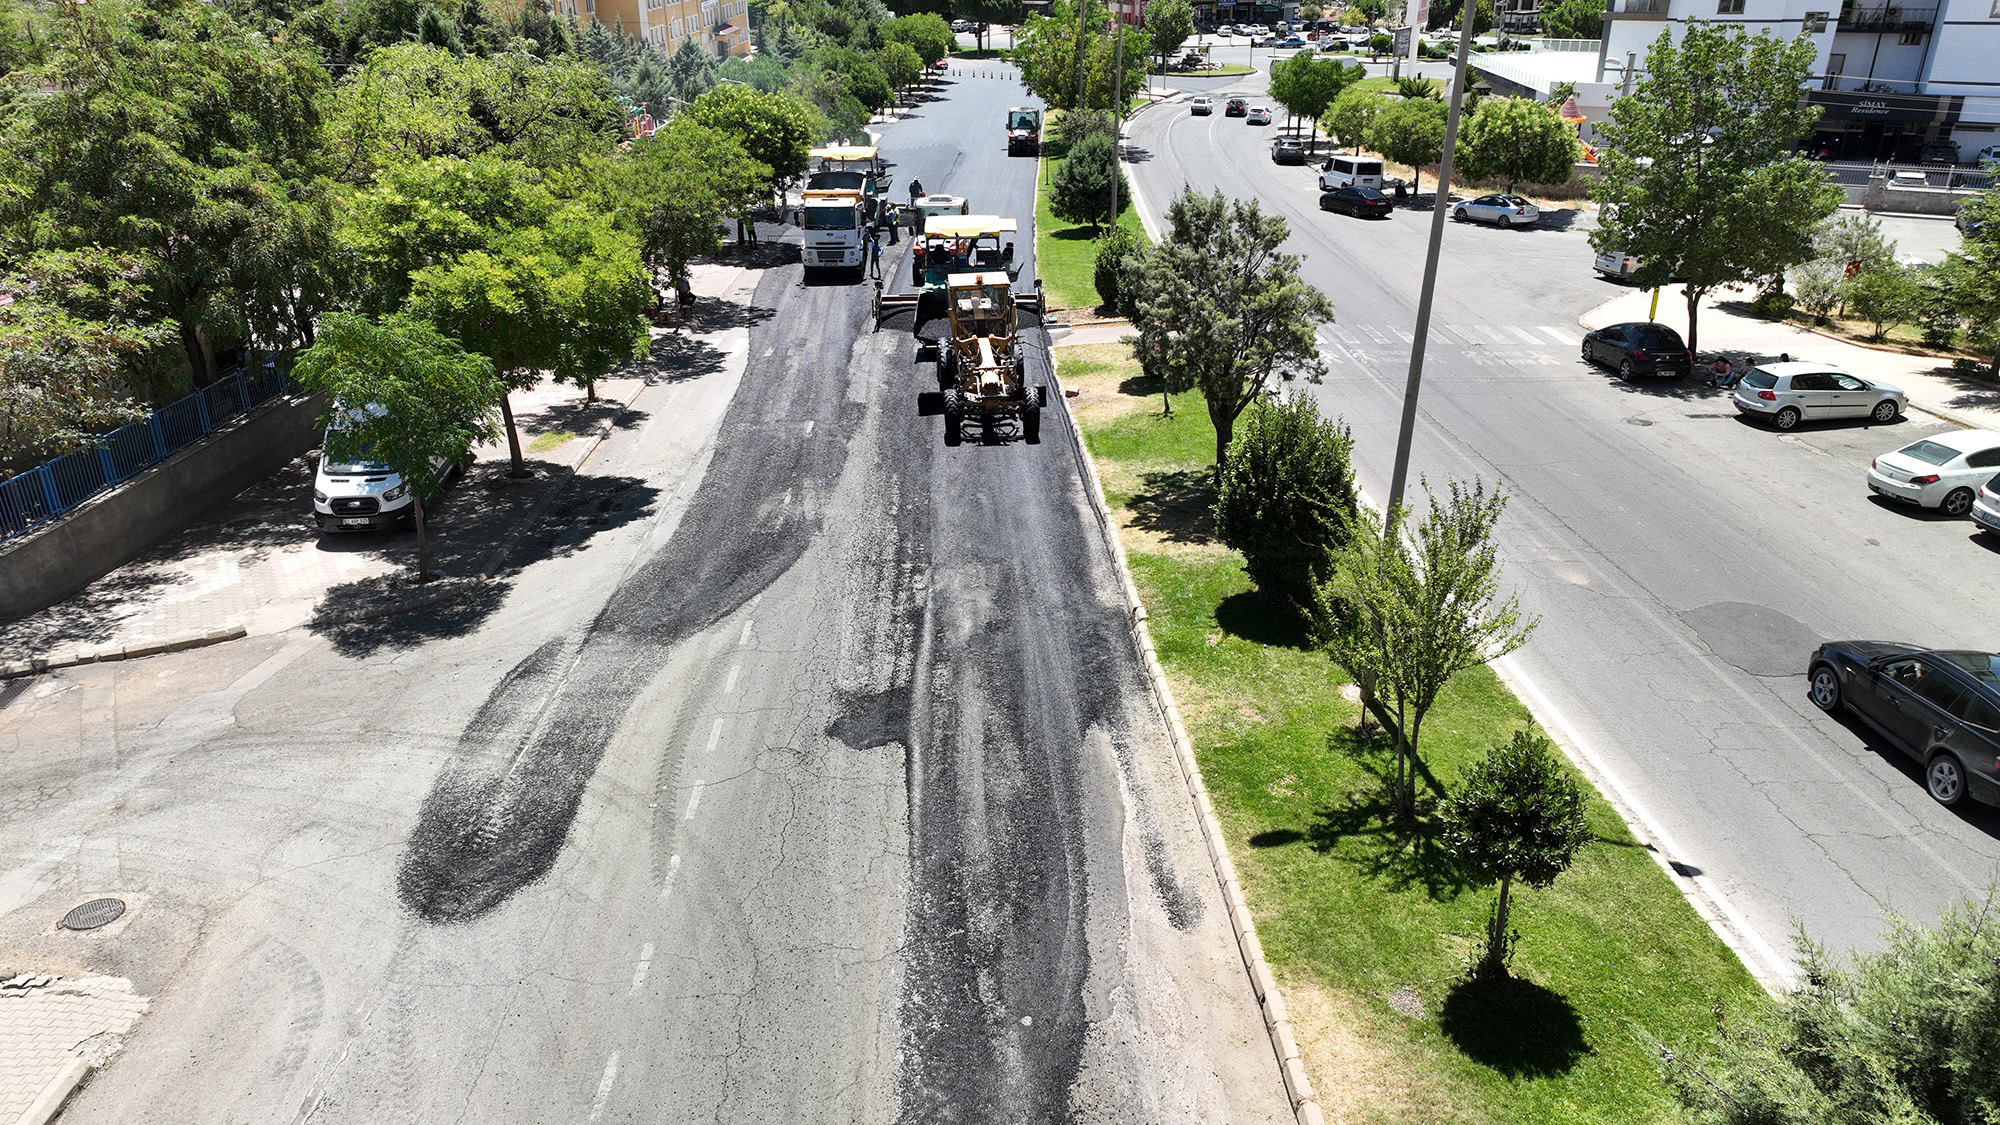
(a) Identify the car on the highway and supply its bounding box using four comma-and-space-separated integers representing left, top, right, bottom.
1246, 106, 1273, 125
1866, 429, 2000, 517
1453, 193, 1540, 227
1730, 362, 1906, 430
1225, 97, 1248, 117
1319, 185, 1393, 217
1972, 472, 2000, 536
1807, 642, 2000, 807
1272, 137, 1307, 164
1579, 321, 1692, 379
1190, 96, 1214, 115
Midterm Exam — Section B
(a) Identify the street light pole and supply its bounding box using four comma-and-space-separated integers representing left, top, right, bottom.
1381, 0, 1478, 524
1111, 15, 1125, 225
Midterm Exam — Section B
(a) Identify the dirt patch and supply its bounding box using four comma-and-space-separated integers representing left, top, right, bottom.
1055, 342, 1154, 427
1283, 975, 1472, 1124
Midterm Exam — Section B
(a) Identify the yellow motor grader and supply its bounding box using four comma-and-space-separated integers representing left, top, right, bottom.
929, 271, 1047, 446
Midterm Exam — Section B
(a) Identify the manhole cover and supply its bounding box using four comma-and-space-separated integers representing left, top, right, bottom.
1387, 986, 1425, 1018
59, 898, 125, 931
1626, 417, 1655, 427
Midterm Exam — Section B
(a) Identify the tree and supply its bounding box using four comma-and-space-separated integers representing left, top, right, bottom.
618, 118, 770, 283
1539, 0, 1602, 39
1312, 479, 1538, 822
1367, 96, 1448, 191
1459, 96, 1581, 191
665, 36, 720, 106
1440, 731, 1591, 980
1666, 891, 2000, 1125
1214, 394, 1361, 615
878, 40, 924, 95
1145, 0, 1195, 69
1941, 184, 2000, 371
1121, 188, 1333, 465
1012, 0, 1146, 112
683, 83, 822, 192
1270, 50, 1365, 136
1590, 24, 1843, 359
1368, 31, 1392, 56
1092, 226, 1140, 315
1324, 86, 1386, 151
956, 0, 1023, 49
1790, 257, 1845, 323
884, 11, 954, 63
0, 0, 332, 387
1848, 263, 1924, 341
0, 250, 166, 465
291, 313, 506, 582
1049, 133, 1129, 232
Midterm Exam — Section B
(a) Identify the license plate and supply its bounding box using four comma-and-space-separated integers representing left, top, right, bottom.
1869, 484, 1884, 497
341, 517, 371, 526
1976, 506, 2000, 530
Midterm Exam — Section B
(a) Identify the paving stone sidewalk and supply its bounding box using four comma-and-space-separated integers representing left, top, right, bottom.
0, 974, 148, 1125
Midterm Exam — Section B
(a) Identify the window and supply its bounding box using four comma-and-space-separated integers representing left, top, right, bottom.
1900, 29, 1923, 42
1625, 0, 1661, 11
1790, 373, 1831, 391
1717, 0, 1743, 12
1803, 10, 1828, 30
1954, 691, 2000, 732
671, 18, 683, 35
1967, 447, 2000, 469
1899, 439, 1961, 465
1833, 375, 1866, 390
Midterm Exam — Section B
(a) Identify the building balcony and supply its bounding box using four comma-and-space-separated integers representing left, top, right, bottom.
1836, 3, 1935, 31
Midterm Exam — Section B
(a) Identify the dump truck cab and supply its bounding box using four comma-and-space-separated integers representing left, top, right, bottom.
1006, 107, 1042, 156
800, 189, 869, 274
807, 145, 891, 203
933, 272, 1045, 446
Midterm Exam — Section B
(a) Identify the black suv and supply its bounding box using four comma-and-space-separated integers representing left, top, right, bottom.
1809, 643, 2000, 807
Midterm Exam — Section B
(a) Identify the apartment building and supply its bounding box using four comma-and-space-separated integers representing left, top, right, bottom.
548, 0, 752, 57
1596, 0, 2000, 161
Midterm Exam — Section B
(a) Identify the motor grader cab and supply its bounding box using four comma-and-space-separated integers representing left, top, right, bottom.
930, 272, 1047, 446
874, 215, 1039, 331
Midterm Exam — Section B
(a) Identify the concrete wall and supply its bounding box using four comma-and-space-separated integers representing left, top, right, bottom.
0, 393, 325, 620
1849, 175, 1980, 216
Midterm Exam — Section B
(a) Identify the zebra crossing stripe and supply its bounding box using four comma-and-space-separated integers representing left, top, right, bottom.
1538, 326, 1574, 344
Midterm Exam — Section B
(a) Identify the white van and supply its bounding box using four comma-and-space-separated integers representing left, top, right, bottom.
312, 406, 460, 532
1319, 154, 1384, 191
1593, 248, 1640, 280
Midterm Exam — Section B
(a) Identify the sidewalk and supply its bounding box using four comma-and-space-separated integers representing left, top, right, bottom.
0, 257, 757, 669
1580, 282, 2000, 428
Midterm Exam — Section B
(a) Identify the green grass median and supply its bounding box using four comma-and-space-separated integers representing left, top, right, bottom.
1033, 153, 1147, 313
1060, 341, 1768, 1124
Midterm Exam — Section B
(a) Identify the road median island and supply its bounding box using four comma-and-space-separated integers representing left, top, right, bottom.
1034, 147, 1150, 313
1056, 338, 1769, 1124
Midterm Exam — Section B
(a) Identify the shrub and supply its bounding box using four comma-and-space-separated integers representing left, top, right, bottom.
1049, 133, 1129, 232
1214, 393, 1360, 614
1092, 226, 1138, 315
1848, 263, 1923, 341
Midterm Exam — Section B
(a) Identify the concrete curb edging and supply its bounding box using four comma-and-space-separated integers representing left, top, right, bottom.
1, 624, 248, 680
17, 1055, 91, 1125
1046, 351, 1324, 1124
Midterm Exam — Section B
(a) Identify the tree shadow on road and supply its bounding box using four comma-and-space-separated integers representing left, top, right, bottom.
1437, 972, 1591, 1077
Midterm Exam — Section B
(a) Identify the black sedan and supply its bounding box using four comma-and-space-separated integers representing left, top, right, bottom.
1319, 186, 1393, 217
1809, 642, 2000, 807
1224, 97, 1248, 117
1580, 321, 1692, 378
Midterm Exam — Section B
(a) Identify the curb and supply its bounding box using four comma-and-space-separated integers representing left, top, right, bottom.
475, 384, 644, 581
1045, 343, 1323, 1124
1, 624, 248, 680
18, 1055, 90, 1125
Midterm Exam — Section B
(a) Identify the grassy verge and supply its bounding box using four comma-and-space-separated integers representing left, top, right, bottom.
1033, 155, 1149, 313
1059, 340, 1768, 1124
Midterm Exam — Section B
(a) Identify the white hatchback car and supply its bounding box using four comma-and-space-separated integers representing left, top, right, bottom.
1972, 472, 2000, 536
1246, 106, 1272, 125
1867, 430, 2000, 517
1732, 361, 1906, 430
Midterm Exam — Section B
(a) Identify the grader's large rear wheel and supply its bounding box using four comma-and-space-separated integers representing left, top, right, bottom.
1022, 400, 1041, 444
942, 388, 963, 447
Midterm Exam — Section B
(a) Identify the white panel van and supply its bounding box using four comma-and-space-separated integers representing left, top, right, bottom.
1318, 154, 1385, 190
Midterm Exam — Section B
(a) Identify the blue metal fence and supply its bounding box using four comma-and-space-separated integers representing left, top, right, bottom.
0, 360, 292, 542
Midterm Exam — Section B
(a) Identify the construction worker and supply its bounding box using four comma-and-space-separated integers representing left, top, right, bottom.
882, 201, 900, 244
869, 233, 883, 279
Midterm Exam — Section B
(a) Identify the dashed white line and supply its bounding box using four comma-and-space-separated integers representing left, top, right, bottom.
588, 1052, 620, 1121
703, 716, 724, 755
660, 854, 682, 901
739, 618, 755, 647
724, 663, 741, 694
630, 942, 655, 994
685, 779, 706, 821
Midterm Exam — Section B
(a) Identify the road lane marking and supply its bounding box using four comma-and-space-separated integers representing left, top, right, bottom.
739, 618, 755, 646
630, 943, 655, 994
686, 779, 706, 820
589, 1052, 620, 1121
724, 663, 741, 693
704, 717, 723, 755
661, 854, 682, 901
1539, 325, 1574, 344
1502, 325, 1544, 345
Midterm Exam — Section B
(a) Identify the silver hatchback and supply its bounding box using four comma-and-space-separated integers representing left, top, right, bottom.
1732, 361, 1906, 430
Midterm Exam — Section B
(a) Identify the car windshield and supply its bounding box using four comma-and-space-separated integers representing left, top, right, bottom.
1629, 326, 1683, 348
1936, 652, 2000, 683
804, 205, 857, 229
323, 436, 392, 475
1898, 439, 1960, 466
1009, 112, 1037, 129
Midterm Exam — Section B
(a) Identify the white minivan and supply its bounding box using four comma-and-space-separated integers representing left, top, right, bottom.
1318, 153, 1384, 190
312, 406, 462, 532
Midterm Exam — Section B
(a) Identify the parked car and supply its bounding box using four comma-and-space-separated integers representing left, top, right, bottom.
1972, 472, 2000, 537
1866, 429, 2000, 517
950, 18, 970, 31
1890, 169, 1931, 188
1579, 321, 1692, 378
1807, 642, 2000, 807
1319, 185, 1393, 217
1272, 137, 1307, 164
1274, 36, 1309, 48
1190, 95, 1214, 115
1453, 193, 1540, 227
1919, 141, 1960, 165
1593, 248, 1641, 280
1730, 362, 1905, 430
1246, 106, 1273, 125
313, 405, 466, 532
1319, 153, 1385, 190
1224, 97, 1248, 117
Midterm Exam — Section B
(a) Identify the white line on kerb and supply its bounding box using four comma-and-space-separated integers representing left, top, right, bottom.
661, 854, 682, 902
630, 942, 655, 994
685, 779, 705, 821
724, 663, 741, 694
588, 1052, 619, 1121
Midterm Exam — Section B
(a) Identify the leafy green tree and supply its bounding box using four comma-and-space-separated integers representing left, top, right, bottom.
1790, 257, 1845, 322
1367, 96, 1448, 191
0, 0, 331, 387
1312, 479, 1538, 822
683, 83, 822, 191
1848, 262, 1924, 341
0, 250, 166, 464
1459, 96, 1580, 191
1539, 0, 1601, 38
719, 52, 793, 91
1214, 393, 1361, 615
1666, 891, 2000, 1125
878, 40, 924, 95
1121, 188, 1334, 465
802, 44, 894, 110
1441, 731, 1591, 980
1426, 0, 1492, 32
1270, 50, 1366, 135
292, 313, 506, 581
1368, 31, 1392, 56
884, 11, 955, 63
1324, 85, 1386, 151
1012, 0, 1146, 111
1049, 133, 1129, 232
1590, 24, 1843, 358
1941, 184, 2000, 370
1144, 0, 1195, 68
617, 119, 770, 282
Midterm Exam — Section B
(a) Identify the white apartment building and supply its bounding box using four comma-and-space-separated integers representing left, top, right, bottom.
1595, 0, 2000, 161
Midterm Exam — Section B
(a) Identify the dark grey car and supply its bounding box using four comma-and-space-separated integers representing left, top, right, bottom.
1809, 642, 2000, 807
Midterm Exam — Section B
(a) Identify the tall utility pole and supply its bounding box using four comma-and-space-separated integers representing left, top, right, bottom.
1382, 0, 1478, 524
1075, 0, 1090, 110
1110, 15, 1125, 224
